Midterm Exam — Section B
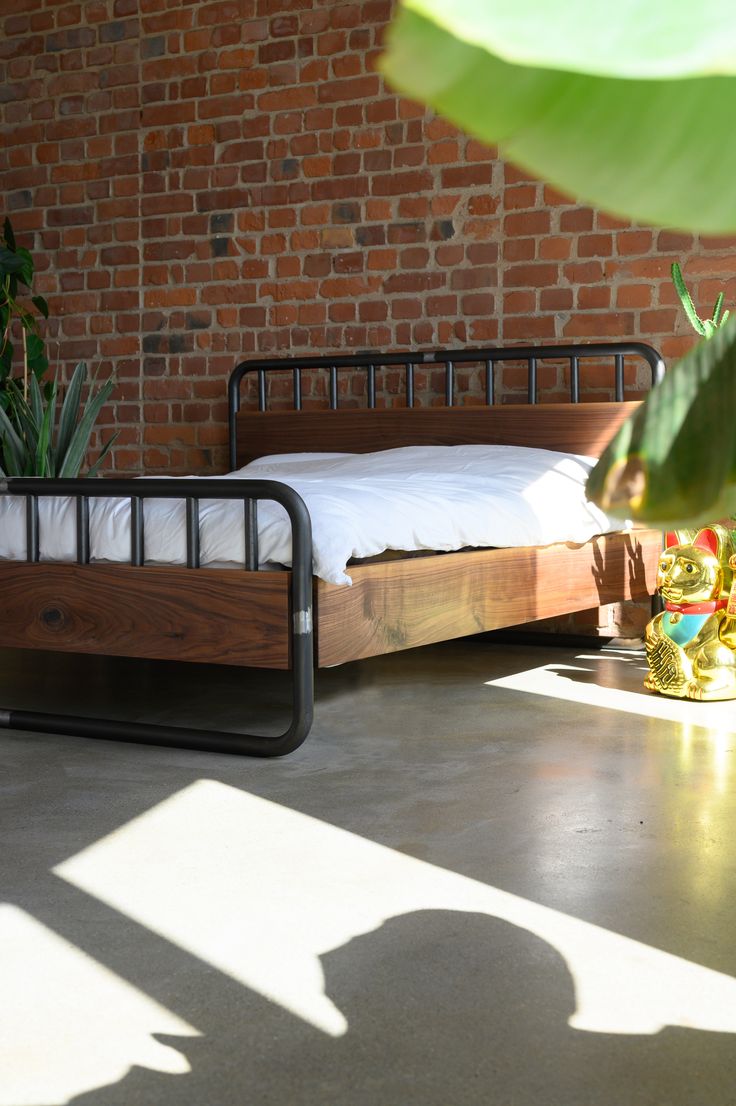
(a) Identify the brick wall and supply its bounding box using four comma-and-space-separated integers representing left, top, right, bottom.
2, 0, 735, 482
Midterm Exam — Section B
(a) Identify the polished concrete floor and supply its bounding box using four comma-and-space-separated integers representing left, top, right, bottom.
2, 638, 736, 1105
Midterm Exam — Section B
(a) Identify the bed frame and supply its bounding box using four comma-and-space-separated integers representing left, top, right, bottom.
0, 341, 665, 757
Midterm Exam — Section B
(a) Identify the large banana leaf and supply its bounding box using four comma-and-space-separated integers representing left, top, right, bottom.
381, 0, 736, 524
586, 317, 736, 526
380, 2, 736, 232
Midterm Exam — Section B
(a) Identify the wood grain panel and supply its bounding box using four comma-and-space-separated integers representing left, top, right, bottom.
315, 529, 662, 666
236, 402, 641, 465
0, 563, 291, 668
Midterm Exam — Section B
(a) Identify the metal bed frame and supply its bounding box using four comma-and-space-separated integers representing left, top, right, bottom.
0, 341, 665, 757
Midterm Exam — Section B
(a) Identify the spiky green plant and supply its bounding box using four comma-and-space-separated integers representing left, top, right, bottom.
671, 261, 730, 339
0, 361, 118, 478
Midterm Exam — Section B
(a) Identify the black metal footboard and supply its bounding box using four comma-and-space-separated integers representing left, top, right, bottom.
0, 477, 314, 757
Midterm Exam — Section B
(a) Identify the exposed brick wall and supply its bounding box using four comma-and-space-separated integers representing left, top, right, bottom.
2, 0, 736, 485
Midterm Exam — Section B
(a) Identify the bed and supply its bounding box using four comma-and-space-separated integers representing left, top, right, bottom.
0, 341, 665, 757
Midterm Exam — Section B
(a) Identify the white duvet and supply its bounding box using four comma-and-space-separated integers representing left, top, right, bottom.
0, 445, 627, 586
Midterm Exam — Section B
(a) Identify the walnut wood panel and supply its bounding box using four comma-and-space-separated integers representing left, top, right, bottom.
314, 529, 662, 666
0, 563, 291, 668
236, 402, 641, 465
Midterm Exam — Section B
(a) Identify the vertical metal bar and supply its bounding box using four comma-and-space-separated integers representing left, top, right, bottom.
329, 365, 338, 410
485, 359, 494, 405
528, 357, 537, 404
367, 364, 376, 409
614, 353, 624, 401
293, 367, 302, 411
186, 498, 200, 569
26, 494, 39, 563
228, 369, 242, 472
570, 356, 580, 403
258, 369, 266, 412
76, 496, 90, 565
406, 363, 414, 408
244, 498, 258, 571
130, 496, 144, 566
445, 360, 454, 406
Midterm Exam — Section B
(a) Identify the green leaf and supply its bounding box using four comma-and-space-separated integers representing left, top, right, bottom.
381, 4, 736, 232
671, 263, 706, 335
3, 218, 16, 252
59, 369, 116, 477
86, 432, 119, 478
28, 371, 43, 431
34, 379, 57, 477
0, 248, 24, 276
394, 0, 736, 79
586, 315, 736, 526
0, 339, 13, 381
25, 332, 44, 360
55, 362, 87, 464
7, 379, 40, 456
0, 396, 26, 477
31, 295, 49, 319
15, 247, 33, 288
29, 355, 49, 379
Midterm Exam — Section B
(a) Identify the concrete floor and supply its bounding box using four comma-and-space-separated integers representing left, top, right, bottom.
2, 638, 736, 1105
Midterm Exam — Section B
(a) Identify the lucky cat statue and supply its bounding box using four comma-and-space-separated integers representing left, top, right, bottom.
644, 527, 736, 701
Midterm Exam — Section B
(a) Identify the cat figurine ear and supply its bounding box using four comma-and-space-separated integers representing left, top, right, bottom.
693, 528, 719, 557
664, 528, 720, 555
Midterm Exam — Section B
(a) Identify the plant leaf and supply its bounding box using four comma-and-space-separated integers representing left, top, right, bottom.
6, 379, 40, 456
0, 396, 26, 477
394, 0, 736, 79
0, 247, 24, 276
380, 4, 736, 232
3, 218, 16, 252
59, 371, 116, 477
586, 314, 736, 526
86, 432, 119, 478
34, 380, 57, 477
55, 362, 87, 464
31, 295, 49, 319
671, 262, 706, 335
25, 332, 44, 361
28, 371, 43, 429
15, 247, 33, 287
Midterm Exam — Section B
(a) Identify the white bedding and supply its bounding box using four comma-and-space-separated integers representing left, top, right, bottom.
0, 445, 628, 586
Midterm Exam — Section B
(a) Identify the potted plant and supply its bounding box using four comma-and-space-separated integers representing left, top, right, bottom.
0, 219, 117, 478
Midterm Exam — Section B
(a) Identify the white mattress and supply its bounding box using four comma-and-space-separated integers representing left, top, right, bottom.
0, 445, 629, 586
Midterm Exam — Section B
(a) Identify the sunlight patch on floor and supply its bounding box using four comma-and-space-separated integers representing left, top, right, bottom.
54, 780, 736, 1042
488, 659, 736, 732
0, 905, 198, 1106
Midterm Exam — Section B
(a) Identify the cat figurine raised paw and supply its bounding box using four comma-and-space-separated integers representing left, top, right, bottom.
644, 527, 736, 701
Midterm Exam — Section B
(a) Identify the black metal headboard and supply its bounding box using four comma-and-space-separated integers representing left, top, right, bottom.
227, 342, 665, 470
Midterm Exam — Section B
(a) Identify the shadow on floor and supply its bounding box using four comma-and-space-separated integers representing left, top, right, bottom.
62, 909, 736, 1106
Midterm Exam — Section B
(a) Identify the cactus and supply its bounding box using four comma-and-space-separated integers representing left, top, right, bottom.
672, 261, 730, 338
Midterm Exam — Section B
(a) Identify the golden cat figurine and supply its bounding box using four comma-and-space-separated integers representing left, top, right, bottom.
644, 526, 736, 701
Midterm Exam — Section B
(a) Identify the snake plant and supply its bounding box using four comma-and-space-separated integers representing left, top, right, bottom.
0, 361, 118, 478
